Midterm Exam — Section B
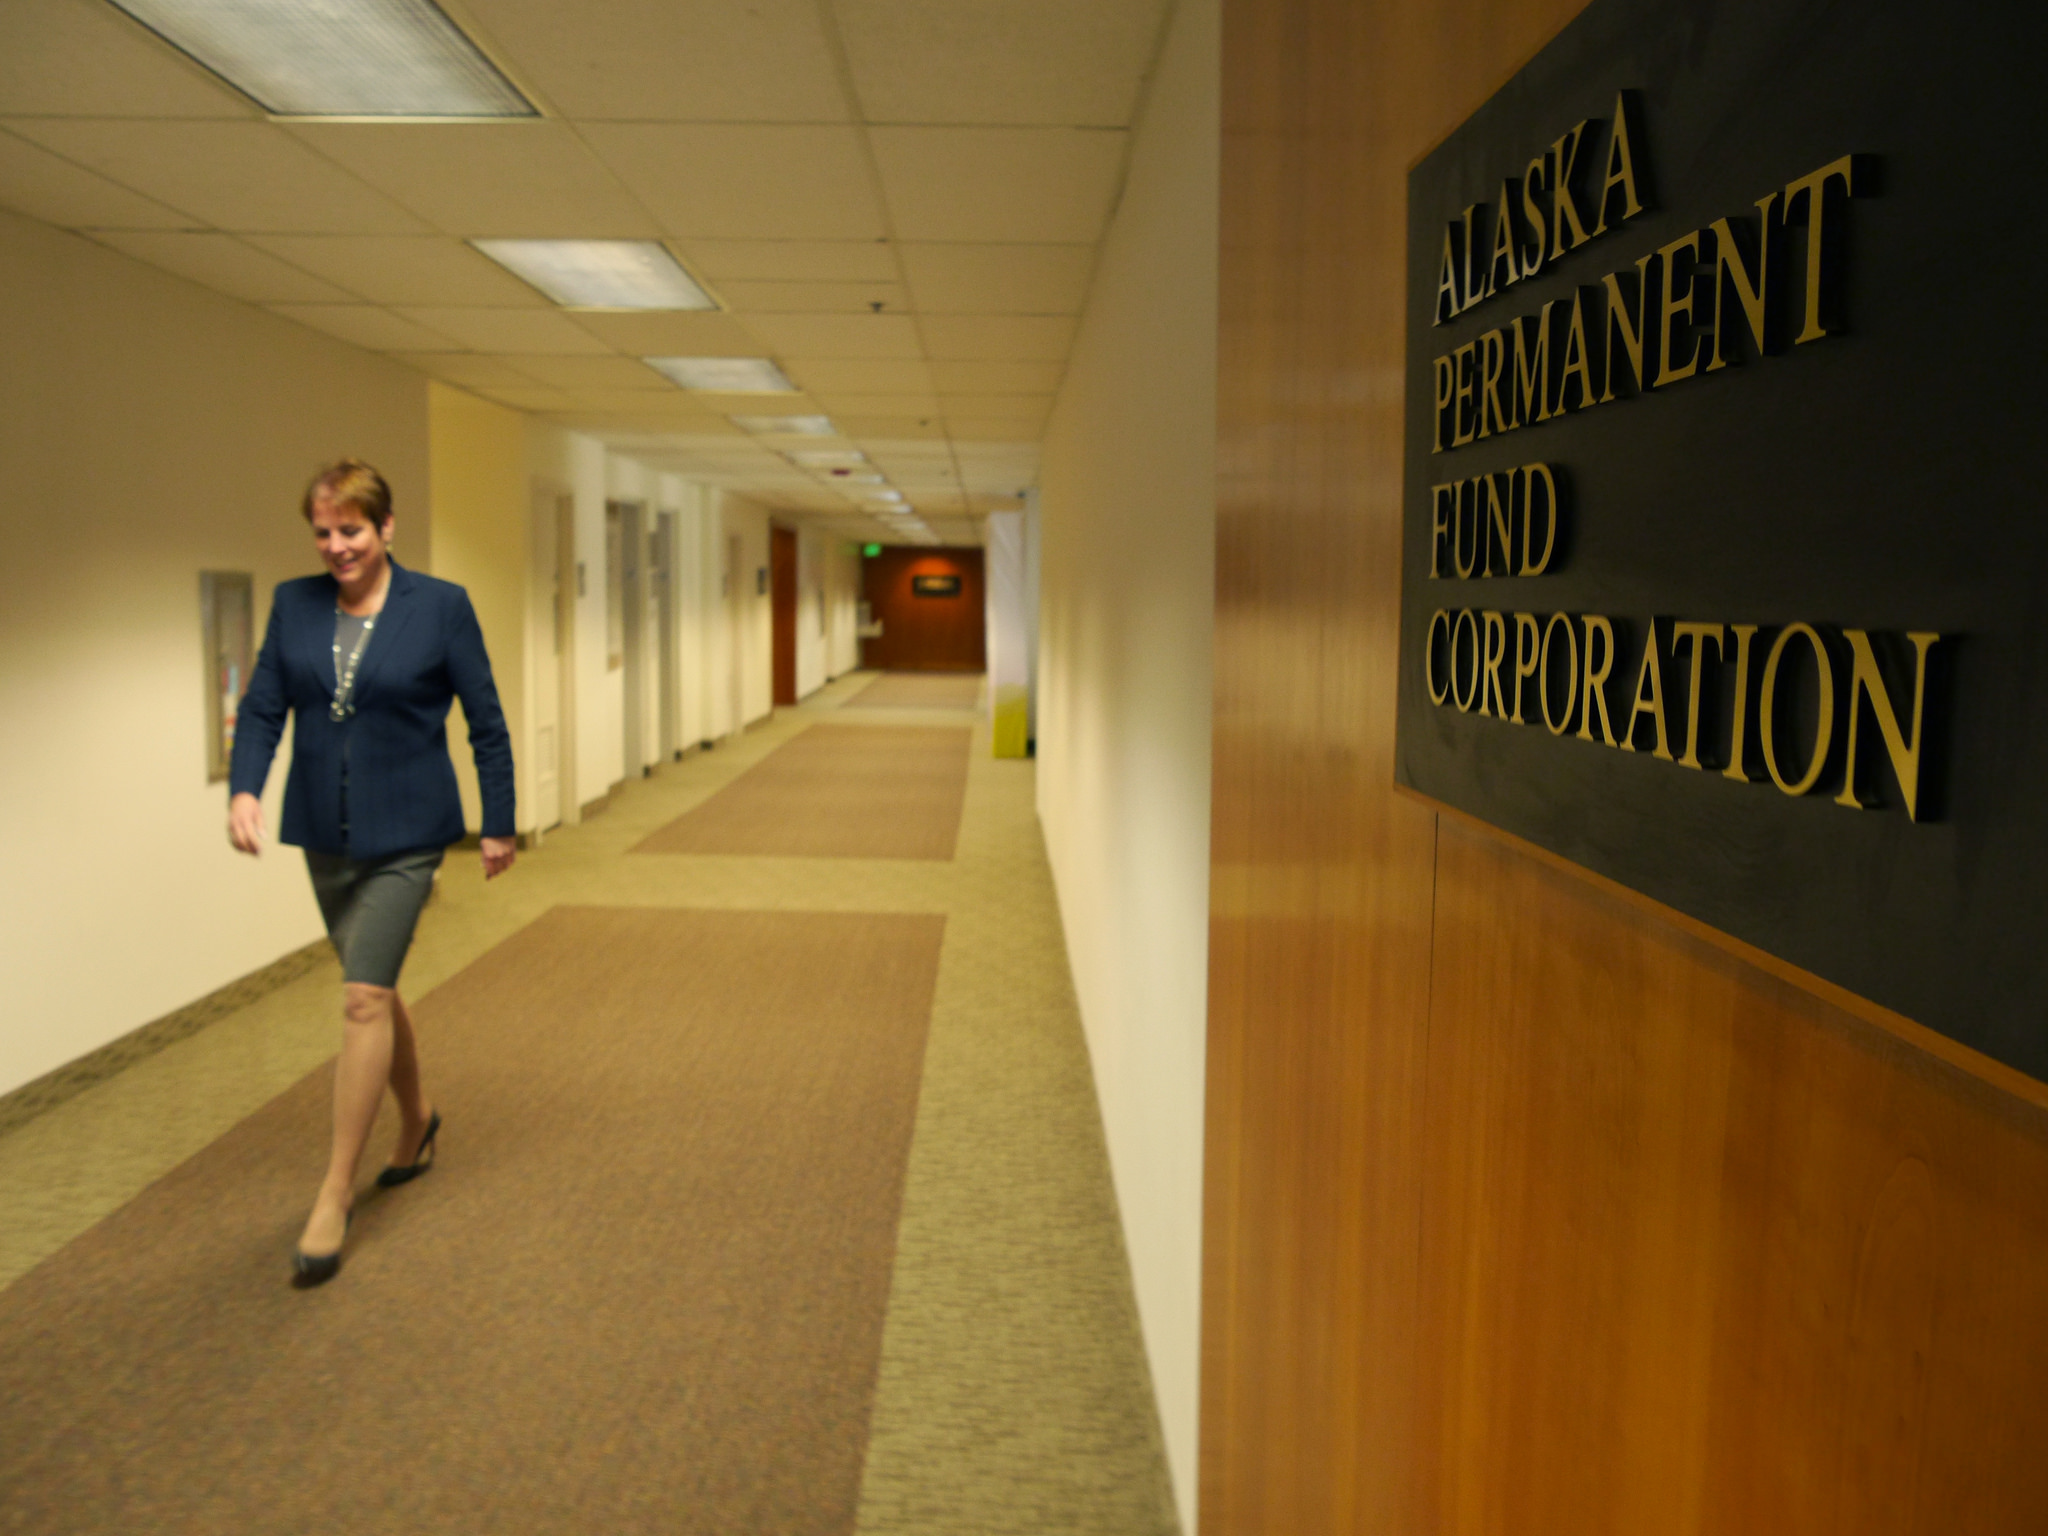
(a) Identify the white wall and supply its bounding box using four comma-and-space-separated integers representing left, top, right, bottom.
795, 527, 862, 698
527, 424, 612, 808
713, 491, 775, 728
0, 208, 430, 1097
1033, 0, 1219, 1524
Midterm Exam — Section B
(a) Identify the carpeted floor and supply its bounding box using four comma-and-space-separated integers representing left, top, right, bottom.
847, 673, 986, 710
0, 906, 944, 1536
632, 725, 971, 861
0, 673, 1181, 1536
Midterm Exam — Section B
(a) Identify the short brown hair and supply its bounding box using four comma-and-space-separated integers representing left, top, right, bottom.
302, 458, 393, 529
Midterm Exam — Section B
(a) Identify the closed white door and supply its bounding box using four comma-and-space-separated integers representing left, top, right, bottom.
529, 484, 562, 831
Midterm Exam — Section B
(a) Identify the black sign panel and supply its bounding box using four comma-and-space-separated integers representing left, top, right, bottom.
912, 574, 962, 597
1396, 0, 2048, 1079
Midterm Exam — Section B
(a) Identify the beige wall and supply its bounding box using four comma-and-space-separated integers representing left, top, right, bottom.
1033, 0, 1219, 1524
428, 383, 530, 833
0, 208, 429, 1097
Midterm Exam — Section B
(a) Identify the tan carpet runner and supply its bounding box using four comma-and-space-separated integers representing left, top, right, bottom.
846, 673, 985, 709
0, 906, 943, 1536
633, 724, 971, 861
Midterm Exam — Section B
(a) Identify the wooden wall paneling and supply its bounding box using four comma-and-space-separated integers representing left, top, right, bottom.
1210, 0, 2048, 1533
859, 547, 986, 672
770, 524, 797, 707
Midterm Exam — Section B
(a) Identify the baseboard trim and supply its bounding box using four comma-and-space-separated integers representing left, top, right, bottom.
0, 939, 333, 1140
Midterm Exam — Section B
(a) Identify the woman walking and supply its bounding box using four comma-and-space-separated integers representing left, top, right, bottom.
228, 459, 515, 1286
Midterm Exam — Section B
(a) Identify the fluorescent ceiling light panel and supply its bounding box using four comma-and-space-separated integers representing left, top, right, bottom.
106, 0, 534, 117
642, 357, 795, 393
731, 414, 837, 436
472, 241, 713, 310
788, 449, 868, 467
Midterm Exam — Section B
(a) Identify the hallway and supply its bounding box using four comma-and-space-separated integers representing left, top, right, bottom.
0, 676, 1178, 1536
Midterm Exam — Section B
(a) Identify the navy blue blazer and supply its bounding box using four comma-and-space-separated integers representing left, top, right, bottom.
229, 562, 516, 859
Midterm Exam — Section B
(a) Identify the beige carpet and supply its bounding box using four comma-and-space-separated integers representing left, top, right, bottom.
847, 673, 986, 710
633, 725, 971, 861
0, 906, 943, 1536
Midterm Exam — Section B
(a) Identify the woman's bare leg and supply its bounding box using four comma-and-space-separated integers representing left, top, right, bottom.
385, 991, 434, 1165
298, 981, 394, 1257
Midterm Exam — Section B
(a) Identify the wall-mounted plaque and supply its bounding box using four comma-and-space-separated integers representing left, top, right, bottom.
912, 574, 961, 598
200, 571, 252, 784
1395, 0, 2048, 1078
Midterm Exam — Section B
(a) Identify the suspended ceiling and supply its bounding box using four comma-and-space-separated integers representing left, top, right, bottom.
0, 0, 1176, 546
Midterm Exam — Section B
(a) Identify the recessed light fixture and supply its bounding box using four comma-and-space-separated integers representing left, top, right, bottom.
644, 357, 795, 393
106, 0, 535, 118
788, 449, 868, 467
733, 415, 837, 437
471, 241, 713, 310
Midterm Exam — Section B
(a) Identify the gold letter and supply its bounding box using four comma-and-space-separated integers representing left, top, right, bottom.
1760, 622, 1836, 795
1834, 630, 1939, 820
1622, 622, 1674, 759
1429, 482, 1455, 578
1541, 612, 1580, 735
1578, 614, 1619, 746
1426, 609, 1453, 705
1511, 305, 1553, 427
1460, 204, 1485, 315
1452, 341, 1477, 446
1550, 121, 1593, 260
1784, 155, 1855, 344
1484, 473, 1512, 576
1653, 230, 1703, 387
1512, 613, 1541, 723
1521, 155, 1550, 275
1599, 254, 1655, 402
1478, 328, 1511, 438
1520, 462, 1558, 574
1452, 609, 1480, 711
1556, 291, 1596, 412
1432, 354, 1454, 452
1435, 224, 1462, 324
1590, 92, 1647, 235
1453, 479, 1479, 578
1707, 194, 1777, 370
1670, 621, 1725, 769
1722, 623, 1758, 782
1486, 181, 1521, 297
1480, 611, 1509, 717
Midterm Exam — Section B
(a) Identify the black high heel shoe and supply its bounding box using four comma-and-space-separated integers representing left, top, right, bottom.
292, 1211, 351, 1288
376, 1110, 441, 1189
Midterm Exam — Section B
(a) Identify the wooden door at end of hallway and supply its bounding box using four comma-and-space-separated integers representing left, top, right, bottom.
771, 525, 798, 707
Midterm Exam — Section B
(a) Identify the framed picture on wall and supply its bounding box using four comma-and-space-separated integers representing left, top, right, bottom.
200, 570, 252, 784
912, 574, 961, 597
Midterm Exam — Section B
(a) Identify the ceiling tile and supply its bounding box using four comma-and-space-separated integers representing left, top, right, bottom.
834, 0, 1167, 128
550, 389, 712, 416
457, 0, 850, 122
837, 417, 948, 440
870, 128, 1127, 243
0, 0, 255, 118
716, 280, 910, 315
784, 358, 933, 394
480, 386, 578, 412
945, 419, 1045, 443
809, 393, 941, 418
940, 394, 1053, 420
679, 239, 898, 282
91, 231, 352, 303
246, 236, 543, 306
393, 307, 613, 354
928, 359, 1066, 393
269, 305, 460, 353
568, 310, 771, 355
282, 123, 657, 239
747, 314, 922, 360
0, 130, 196, 229
501, 355, 676, 391
580, 125, 884, 241
7, 120, 427, 233
918, 314, 1077, 360
401, 354, 549, 391
898, 243, 1094, 314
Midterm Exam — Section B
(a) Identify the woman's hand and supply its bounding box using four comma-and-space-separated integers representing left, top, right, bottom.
228, 792, 266, 855
480, 835, 517, 880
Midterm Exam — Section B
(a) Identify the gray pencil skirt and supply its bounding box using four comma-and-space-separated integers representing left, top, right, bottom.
304, 847, 445, 987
